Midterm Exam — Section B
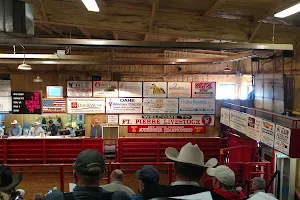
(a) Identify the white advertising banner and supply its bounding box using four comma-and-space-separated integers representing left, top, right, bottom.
143, 98, 178, 114
67, 81, 92, 97
167, 82, 191, 98
67, 98, 105, 114
246, 115, 262, 142
119, 114, 215, 126
119, 82, 142, 97
220, 108, 230, 126
229, 110, 247, 134
274, 125, 291, 155
108, 115, 119, 124
143, 82, 167, 98
0, 96, 12, 113
192, 82, 216, 98
261, 120, 276, 147
93, 81, 118, 97
106, 98, 142, 114
0, 80, 11, 96
179, 98, 215, 114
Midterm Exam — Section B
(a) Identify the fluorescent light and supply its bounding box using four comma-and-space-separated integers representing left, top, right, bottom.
18, 63, 32, 70
81, 0, 100, 12
274, 3, 300, 18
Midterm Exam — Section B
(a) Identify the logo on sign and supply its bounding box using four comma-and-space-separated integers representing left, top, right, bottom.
202, 115, 212, 125
71, 102, 78, 108
120, 99, 135, 102
109, 99, 113, 108
195, 83, 212, 91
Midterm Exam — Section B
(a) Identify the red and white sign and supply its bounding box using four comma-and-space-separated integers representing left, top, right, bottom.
128, 126, 206, 133
167, 82, 191, 98
106, 98, 142, 114
119, 114, 215, 126
93, 81, 118, 97
143, 98, 178, 114
67, 81, 92, 97
67, 98, 105, 114
192, 82, 216, 98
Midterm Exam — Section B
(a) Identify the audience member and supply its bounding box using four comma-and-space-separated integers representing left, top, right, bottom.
29, 122, 44, 136
33, 193, 45, 200
250, 177, 275, 197
45, 149, 130, 200
9, 120, 22, 136
48, 120, 58, 136
143, 142, 225, 200
101, 169, 135, 196
207, 165, 246, 200
0, 192, 9, 200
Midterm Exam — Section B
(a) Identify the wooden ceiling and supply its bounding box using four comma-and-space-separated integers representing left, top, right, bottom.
24, 0, 300, 44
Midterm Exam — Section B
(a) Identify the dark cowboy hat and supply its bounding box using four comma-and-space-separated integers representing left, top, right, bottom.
0, 166, 23, 192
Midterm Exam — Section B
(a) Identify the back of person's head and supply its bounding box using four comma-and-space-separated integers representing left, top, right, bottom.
33, 193, 44, 200
252, 177, 266, 191
0, 192, 9, 200
136, 165, 160, 194
0, 165, 23, 196
207, 165, 235, 191
110, 169, 123, 182
174, 162, 205, 182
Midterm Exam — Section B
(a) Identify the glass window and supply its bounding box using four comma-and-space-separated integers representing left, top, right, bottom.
241, 85, 254, 100
216, 84, 236, 99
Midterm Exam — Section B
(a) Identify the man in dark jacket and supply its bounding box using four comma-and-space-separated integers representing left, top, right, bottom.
48, 120, 58, 136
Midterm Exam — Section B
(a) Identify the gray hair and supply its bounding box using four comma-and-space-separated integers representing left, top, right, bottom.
253, 177, 266, 190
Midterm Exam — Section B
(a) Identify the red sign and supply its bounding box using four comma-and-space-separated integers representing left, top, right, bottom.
128, 126, 206, 133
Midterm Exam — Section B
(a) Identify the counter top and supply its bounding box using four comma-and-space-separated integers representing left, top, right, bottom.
5, 136, 88, 139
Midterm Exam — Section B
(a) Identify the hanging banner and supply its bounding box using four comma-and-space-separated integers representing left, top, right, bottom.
67, 98, 105, 114
42, 99, 67, 113
128, 126, 206, 133
119, 82, 143, 97
93, 81, 118, 97
0, 97, 12, 113
143, 82, 167, 98
246, 115, 262, 142
192, 82, 216, 98
179, 98, 215, 114
167, 82, 191, 98
0, 80, 11, 96
106, 98, 142, 114
143, 98, 178, 114
220, 108, 230, 126
274, 125, 291, 155
67, 81, 92, 97
229, 110, 247, 134
119, 114, 215, 126
12, 91, 42, 114
261, 120, 276, 147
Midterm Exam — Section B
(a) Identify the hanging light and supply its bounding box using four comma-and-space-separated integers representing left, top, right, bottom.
18, 46, 32, 70
33, 76, 43, 83
224, 65, 231, 72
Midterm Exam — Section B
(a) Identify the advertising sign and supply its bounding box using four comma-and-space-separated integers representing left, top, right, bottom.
12, 91, 42, 114
119, 114, 215, 126
106, 98, 142, 114
274, 125, 291, 155
67, 98, 105, 114
143, 82, 167, 98
261, 120, 276, 147
93, 81, 118, 97
179, 98, 215, 114
67, 81, 92, 97
229, 110, 247, 134
42, 99, 67, 113
246, 115, 262, 141
167, 82, 191, 98
0, 97, 12, 113
108, 115, 119, 124
0, 80, 11, 96
119, 82, 143, 97
128, 126, 205, 133
143, 98, 178, 114
192, 82, 216, 98
220, 108, 230, 126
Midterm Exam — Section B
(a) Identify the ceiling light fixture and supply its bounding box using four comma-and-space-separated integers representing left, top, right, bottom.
18, 45, 32, 70
81, 0, 100, 12
274, 3, 300, 18
33, 76, 43, 83
224, 65, 231, 72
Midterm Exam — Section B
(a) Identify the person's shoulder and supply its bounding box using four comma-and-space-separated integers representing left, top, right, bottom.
131, 195, 143, 200
210, 191, 226, 200
44, 191, 64, 200
112, 190, 131, 200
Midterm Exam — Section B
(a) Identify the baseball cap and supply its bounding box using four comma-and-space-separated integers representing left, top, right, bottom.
74, 150, 105, 176
206, 165, 235, 186
135, 165, 160, 184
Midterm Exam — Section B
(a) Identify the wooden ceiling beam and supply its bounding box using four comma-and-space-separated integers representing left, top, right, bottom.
39, 0, 48, 21
248, 21, 262, 42
202, 0, 227, 17
112, 31, 119, 40
149, 0, 160, 32
77, 26, 91, 39
44, 25, 64, 37
36, 25, 53, 35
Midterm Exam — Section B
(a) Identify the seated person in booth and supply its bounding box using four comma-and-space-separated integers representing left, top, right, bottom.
45, 150, 130, 200
65, 123, 75, 136
207, 165, 246, 200
23, 122, 30, 136
0, 121, 4, 136
9, 120, 22, 136
101, 169, 135, 196
90, 117, 102, 138
48, 120, 58, 136
29, 122, 45, 136
142, 142, 225, 200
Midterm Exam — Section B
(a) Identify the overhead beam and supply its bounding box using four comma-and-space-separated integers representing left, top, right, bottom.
36, 25, 53, 35
202, 0, 227, 17
112, 31, 119, 40
149, 0, 160, 32
77, 26, 91, 39
248, 21, 262, 42
39, 0, 48, 21
44, 25, 64, 37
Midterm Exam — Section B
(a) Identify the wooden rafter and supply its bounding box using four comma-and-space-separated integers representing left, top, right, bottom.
248, 21, 262, 42
44, 25, 64, 37
77, 26, 91, 39
37, 25, 53, 35
112, 31, 119, 40
202, 0, 227, 17
39, 0, 48, 21
145, 0, 160, 41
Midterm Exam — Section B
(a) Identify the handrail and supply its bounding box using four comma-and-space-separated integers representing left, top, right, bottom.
265, 170, 280, 198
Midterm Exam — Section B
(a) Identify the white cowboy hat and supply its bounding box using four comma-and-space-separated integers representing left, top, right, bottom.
165, 142, 218, 168
33, 122, 40, 126
65, 122, 71, 127
11, 120, 19, 125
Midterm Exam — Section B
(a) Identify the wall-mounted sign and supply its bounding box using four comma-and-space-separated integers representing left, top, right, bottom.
128, 125, 206, 133
67, 98, 105, 114
93, 81, 118, 97
119, 82, 143, 97
261, 120, 276, 147
220, 108, 230, 126
192, 82, 216, 98
119, 114, 215, 126
167, 82, 191, 98
274, 125, 291, 155
229, 110, 247, 134
42, 99, 67, 113
246, 115, 262, 142
108, 115, 119, 124
179, 98, 215, 114
143, 98, 178, 114
143, 82, 167, 98
0, 80, 11, 96
67, 81, 92, 97
106, 98, 142, 114
0, 97, 12, 113
12, 91, 42, 114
